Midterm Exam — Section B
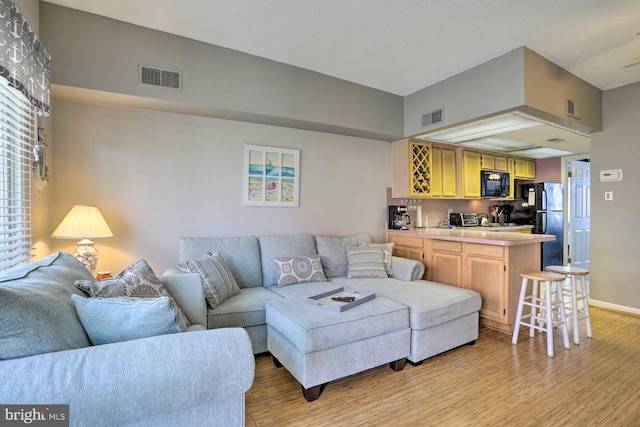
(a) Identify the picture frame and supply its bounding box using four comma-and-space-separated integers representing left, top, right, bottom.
243, 144, 300, 207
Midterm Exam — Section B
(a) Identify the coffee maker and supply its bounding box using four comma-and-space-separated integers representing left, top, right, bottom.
388, 205, 411, 230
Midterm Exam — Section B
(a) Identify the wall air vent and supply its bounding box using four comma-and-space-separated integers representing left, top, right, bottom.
421, 108, 444, 128
139, 64, 182, 91
566, 98, 581, 119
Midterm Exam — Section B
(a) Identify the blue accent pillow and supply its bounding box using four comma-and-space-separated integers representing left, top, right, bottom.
71, 295, 181, 345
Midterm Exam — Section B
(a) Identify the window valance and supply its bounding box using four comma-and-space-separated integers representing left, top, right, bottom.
0, 0, 50, 115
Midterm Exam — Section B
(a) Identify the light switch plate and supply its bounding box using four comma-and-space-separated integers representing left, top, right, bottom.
604, 191, 614, 201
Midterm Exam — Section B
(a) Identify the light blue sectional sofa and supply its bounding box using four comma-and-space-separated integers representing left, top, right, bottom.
177, 234, 482, 365
0, 253, 255, 427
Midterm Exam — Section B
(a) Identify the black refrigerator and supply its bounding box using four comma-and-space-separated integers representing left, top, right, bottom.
512, 183, 564, 269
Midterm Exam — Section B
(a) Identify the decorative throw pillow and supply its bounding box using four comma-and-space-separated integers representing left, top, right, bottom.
71, 295, 181, 345
75, 259, 190, 331
358, 242, 394, 275
177, 252, 241, 309
346, 246, 388, 279
0, 252, 93, 360
274, 255, 328, 287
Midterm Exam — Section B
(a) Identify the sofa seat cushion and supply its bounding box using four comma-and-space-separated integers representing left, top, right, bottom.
266, 296, 408, 354
328, 277, 481, 330
0, 252, 94, 360
207, 287, 282, 329
267, 282, 342, 299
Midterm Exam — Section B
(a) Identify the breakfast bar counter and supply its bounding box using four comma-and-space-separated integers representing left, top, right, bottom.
387, 229, 554, 333
403, 226, 550, 246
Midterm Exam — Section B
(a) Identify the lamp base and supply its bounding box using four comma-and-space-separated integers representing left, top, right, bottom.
74, 239, 99, 276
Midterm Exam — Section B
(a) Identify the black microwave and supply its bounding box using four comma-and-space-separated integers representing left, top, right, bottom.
481, 170, 510, 198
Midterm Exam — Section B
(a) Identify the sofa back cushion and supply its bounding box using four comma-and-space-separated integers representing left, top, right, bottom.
0, 252, 94, 360
258, 235, 318, 287
179, 237, 262, 288
315, 234, 372, 277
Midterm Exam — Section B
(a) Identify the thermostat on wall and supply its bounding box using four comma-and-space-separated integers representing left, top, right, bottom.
599, 169, 623, 182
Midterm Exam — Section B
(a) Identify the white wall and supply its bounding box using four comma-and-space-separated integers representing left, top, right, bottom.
49, 100, 392, 273
590, 82, 640, 312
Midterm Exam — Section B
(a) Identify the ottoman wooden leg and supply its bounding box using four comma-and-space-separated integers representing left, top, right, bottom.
389, 357, 407, 371
272, 355, 283, 368
302, 384, 323, 402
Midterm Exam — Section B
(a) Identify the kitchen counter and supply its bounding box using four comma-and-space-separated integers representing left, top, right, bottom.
389, 226, 552, 246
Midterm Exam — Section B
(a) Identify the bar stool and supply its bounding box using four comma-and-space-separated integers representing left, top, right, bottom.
545, 265, 592, 344
512, 271, 570, 357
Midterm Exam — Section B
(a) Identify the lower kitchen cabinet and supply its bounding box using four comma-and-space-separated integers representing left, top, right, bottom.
423, 239, 542, 333
387, 233, 425, 270
424, 239, 462, 287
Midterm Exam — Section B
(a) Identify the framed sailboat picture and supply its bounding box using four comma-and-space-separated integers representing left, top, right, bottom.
243, 144, 300, 207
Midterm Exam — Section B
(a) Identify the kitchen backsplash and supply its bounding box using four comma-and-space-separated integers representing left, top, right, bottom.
386, 188, 521, 228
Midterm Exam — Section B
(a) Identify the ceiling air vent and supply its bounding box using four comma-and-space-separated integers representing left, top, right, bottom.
139, 64, 182, 91
421, 108, 444, 128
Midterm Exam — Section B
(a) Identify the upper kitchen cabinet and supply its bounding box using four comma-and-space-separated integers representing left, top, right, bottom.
481, 153, 508, 171
513, 158, 536, 179
392, 139, 432, 198
458, 149, 481, 199
430, 146, 457, 198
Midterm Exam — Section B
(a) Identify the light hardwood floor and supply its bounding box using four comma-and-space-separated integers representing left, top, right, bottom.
245, 307, 640, 426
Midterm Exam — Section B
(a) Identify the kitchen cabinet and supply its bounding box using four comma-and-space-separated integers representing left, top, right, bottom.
430, 146, 457, 198
421, 237, 543, 333
514, 158, 536, 179
458, 149, 481, 199
462, 244, 507, 327
424, 239, 462, 287
506, 157, 516, 200
481, 153, 507, 171
392, 139, 432, 198
387, 233, 425, 267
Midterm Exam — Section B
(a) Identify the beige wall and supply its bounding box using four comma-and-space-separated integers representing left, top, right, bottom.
590, 82, 640, 312
49, 100, 392, 273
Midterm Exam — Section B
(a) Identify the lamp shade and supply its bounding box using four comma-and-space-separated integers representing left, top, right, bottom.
51, 205, 113, 239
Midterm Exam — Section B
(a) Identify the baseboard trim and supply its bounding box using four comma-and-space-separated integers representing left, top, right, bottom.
590, 299, 640, 316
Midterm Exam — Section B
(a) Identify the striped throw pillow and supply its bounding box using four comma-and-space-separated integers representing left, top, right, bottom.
346, 246, 388, 279
177, 252, 241, 309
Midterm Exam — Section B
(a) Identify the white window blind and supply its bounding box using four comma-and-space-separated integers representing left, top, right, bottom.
0, 78, 36, 271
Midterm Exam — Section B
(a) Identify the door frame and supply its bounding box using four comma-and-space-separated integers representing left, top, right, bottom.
561, 154, 591, 266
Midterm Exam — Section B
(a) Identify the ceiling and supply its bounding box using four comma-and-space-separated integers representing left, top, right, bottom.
43, 0, 640, 97
41, 1, 640, 158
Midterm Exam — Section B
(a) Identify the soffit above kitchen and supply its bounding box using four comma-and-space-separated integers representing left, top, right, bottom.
406, 48, 602, 159
416, 111, 590, 159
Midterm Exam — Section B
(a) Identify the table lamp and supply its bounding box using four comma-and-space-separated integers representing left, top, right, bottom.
51, 205, 113, 275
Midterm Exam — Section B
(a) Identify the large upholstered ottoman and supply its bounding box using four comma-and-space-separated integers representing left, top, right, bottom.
330, 277, 482, 364
266, 296, 410, 401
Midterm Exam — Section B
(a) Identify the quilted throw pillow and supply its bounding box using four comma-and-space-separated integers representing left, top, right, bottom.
358, 242, 394, 275
274, 255, 327, 287
75, 259, 190, 331
346, 246, 388, 279
177, 252, 241, 309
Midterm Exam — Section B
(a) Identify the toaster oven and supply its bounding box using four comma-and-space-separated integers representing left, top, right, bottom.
448, 213, 479, 227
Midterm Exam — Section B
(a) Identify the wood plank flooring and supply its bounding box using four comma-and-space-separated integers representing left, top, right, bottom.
245, 307, 640, 426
